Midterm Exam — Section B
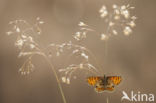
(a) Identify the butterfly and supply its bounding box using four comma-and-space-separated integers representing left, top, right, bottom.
87, 75, 122, 93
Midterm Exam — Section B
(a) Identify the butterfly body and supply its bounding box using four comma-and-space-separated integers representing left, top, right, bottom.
87, 75, 121, 93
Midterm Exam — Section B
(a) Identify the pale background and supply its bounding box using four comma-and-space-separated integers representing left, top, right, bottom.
0, 0, 156, 103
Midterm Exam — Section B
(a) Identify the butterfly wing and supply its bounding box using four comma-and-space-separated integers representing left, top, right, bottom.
106, 76, 122, 85
95, 86, 114, 92
105, 87, 114, 91
95, 87, 105, 93
87, 76, 121, 93
87, 76, 102, 86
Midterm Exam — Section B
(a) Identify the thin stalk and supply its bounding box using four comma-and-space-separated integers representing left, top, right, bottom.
85, 49, 104, 75
43, 54, 67, 103
104, 14, 113, 69
104, 40, 108, 62
106, 97, 109, 103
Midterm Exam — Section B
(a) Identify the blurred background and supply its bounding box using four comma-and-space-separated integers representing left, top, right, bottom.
0, 0, 156, 103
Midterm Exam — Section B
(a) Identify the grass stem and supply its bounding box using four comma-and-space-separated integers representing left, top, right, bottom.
43, 55, 67, 103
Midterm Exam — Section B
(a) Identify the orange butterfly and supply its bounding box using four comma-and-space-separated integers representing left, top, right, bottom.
87, 75, 122, 93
